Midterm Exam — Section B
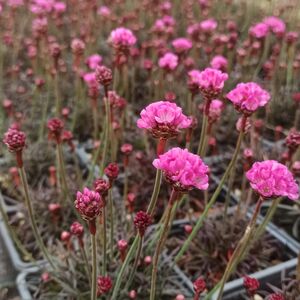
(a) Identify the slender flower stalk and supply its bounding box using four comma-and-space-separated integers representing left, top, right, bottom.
150, 189, 180, 300
91, 233, 97, 300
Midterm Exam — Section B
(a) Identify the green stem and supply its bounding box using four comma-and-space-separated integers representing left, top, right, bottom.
216, 197, 263, 300
174, 129, 244, 264
147, 169, 162, 215
0, 192, 33, 261
19, 166, 55, 269
54, 73, 60, 116
91, 234, 97, 300
57, 143, 70, 201
150, 190, 177, 300
197, 114, 208, 156
108, 189, 114, 258
126, 236, 143, 290
102, 206, 107, 275
80, 245, 92, 286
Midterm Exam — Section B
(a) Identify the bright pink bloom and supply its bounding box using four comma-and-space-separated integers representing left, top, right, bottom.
172, 38, 193, 54
108, 27, 137, 49
158, 52, 179, 71
227, 82, 270, 114
97, 6, 111, 17
53, 2, 66, 14
246, 160, 299, 200
197, 68, 228, 99
74, 188, 104, 221
249, 23, 269, 39
137, 101, 191, 139
208, 99, 224, 123
263, 16, 285, 36
210, 55, 228, 71
153, 148, 209, 191
83, 72, 97, 88
187, 69, 202, 94
200, 19, 217, 33
86, 54, 102, 70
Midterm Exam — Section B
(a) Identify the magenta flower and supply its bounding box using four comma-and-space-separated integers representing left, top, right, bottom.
172, 38, 193, 54
158, 52, 179, 71
263, 16, 285, 36
134, 211, 152, 237
249, 23, 269, 39
3, 128, 26, 153
97, 6, 111, 17
83, 72, 97, 89
210, 55, 228, 71
86, 54, 102, 70
199, 19, 217, 33
227, 82, 270, 115
74, 188, 104, 221
243, 276, 260, 297
108, 27, 137, 49
153, 148, 209, 191
137, 101, 191, 139
208, 99, 224, 123
246, 160, 299, 200
197, 68, 228, 99
97, 276, 112, 296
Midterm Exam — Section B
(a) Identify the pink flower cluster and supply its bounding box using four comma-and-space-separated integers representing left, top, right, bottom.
187, 69, 202, 94
208, 99, 224, 123
108, 27, 137, 49
210, 55, 228, 71
263, 16, 286, 36
86, 54, 102, 70
3, 128, 26, 152
75, 188, 104, 221
227, 82, 270, 114
153, 148, 209, 191
158, 52, 179, 71
249, 23, 269, 39
197, 68, 228, 99
172, 38, 193, 54
246, 160, 299, 200
199, 19, 217, 33
137, 101, 191, 139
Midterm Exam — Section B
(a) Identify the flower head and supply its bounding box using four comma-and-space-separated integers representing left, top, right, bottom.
286, 129, 300, 152
134, 211, 152, 236
47, 118, 64, 141
193, 277, 206, 294
200, 19, 217, 33
210, 55, 228, 71
86, 54, 102, 70
187, 70, 201, 94
95, 65, 112, 88
227, 82, 270, 115
71, 38, 85, 55
94, 178, 110, 197
263, 16, 285, 36
3, 128, 26, 153
70, 221, 84, 238
172, 38, 192, 54
97, 276, 112, 296
153, 148, 209, 191
246, 160, 299, 200
74, 188, 104, 221
137, 101, 191, 139
104, 163, 119, 181
243, 276, 260, 296
268, 293, 285, 300
249, 23, 269, 39
208, 99, 224, 123
158, 52, 179, 71
197, 68, 228, 99
108, 27, 137, 50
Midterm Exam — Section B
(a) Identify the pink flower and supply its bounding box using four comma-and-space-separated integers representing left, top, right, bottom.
246, 160, 299, 200
8, 0, 24, 8
74, 188, 104, 221
158, 52, 179, 71
86, 54, 102, 70
208, 99, 224, 123
137, 101, 191, 139
53, 2, 66, 14
263, 16, 285, 36
200, 19, 217, 33
187, 69, 202, 94
134, 211, 152, 236
3, 128, 26, 153
83, 72, 97, 88
249, 23, 269, 39
97, 6, 111, 17
172, 38, 193, 54
108, 27, 137, 49
153, 148, 209, 191
97, 276, 112, 296
197, 68, 228, 99
210, 55, 228, 71
227, 82, 270, 114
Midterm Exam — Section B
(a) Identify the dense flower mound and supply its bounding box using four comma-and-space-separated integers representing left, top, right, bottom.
137, 101, 191, 139
3, 128, 26, 152
246, 160, 299, 200
75, 188, 104, 221
197, 68, 228, 99
108, 27, 137, 49
227, 82, 271, 114
158, 52, 179, 71
153, 147, 209, 191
